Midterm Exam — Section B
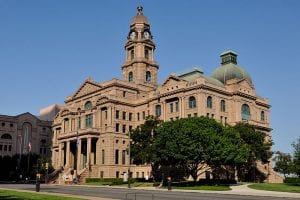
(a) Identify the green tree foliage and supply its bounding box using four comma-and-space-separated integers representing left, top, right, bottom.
130, 115, 161, 177
155, 117, 248, 181
233, 123, 273, 181
273, 151, 293, 178
292, 137, 300, 177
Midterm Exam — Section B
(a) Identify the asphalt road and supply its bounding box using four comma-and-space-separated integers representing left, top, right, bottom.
0, 184, 297, 200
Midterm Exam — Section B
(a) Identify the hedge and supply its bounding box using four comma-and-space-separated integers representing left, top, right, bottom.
284, 177, 300, 186
85, 178, 136, 185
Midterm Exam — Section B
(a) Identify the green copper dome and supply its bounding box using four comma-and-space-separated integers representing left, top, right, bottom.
211, 50, 252, 84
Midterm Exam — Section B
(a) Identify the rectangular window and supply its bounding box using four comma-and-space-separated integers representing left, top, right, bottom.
175, 101, 179, 112
115, 149, 119, 164
100, 171, 104, 178
142, 111, 146, 120
116, 171, 120, 178
129, 113, 133, 121
211, 114, 214, 118
170, 103, 173, 113
105, 111, 108, 119
220, 116, 223, 124
40, 148, 42, 154
4, 145, 7, 151
116, 110, 119, 119
188, 114, 191, 118
170, 118, 173, 121
122, 125, 126, 133
142, 172, 145, 178
0, 144, 2, 151
137, 113, 140, 121
176, 117, 179, 120
129, 125, 133, 132
102, 149, 105, 164
145, 49, 149, 60
8, 145, 11, 151
194, 113, 198, 117
122, 150, 126, 165
225, 117, 227, 124
85, 114, 93, 128
206, 113, 210, 117
136, 172, 139, 178
123, 112, 126, 120
116, 123, 119, 132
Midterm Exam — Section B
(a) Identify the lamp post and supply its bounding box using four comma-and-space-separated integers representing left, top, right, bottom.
128, 130, 131, 188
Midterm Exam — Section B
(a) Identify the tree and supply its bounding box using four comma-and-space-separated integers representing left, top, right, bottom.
130, 115, 161, 178
233, 123, 273, 182
273, 151, 292, 178
292, 137, 300, 177
155, 117, 247, 181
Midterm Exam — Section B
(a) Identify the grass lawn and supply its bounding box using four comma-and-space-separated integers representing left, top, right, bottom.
248, 183, 300, 193
0, 189, 84, 200
168, 185, 231, 191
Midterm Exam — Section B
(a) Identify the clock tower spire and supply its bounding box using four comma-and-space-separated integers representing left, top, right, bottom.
122, 6, 159, 86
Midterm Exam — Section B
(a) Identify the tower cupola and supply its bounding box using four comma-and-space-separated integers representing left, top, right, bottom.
122, 6, 159, 86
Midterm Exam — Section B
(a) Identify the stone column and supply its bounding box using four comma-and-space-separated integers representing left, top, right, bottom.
76, 138, 81, 171
179, 97, 183, 118
86, 137, 91, 167
163, 102, 166, 121
58, 143, 62, 167
66, 140, 70, 168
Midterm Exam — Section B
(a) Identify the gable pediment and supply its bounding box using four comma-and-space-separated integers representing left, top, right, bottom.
72, 80, 102, 99
162, 75, 185, 87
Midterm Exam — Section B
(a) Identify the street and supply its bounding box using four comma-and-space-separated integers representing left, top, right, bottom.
0, 184, 298, 200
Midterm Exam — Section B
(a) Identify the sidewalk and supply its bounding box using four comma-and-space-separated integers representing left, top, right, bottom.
90, 183, 300, 199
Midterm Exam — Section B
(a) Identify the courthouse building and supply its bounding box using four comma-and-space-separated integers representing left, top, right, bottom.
51, 6, 282, 182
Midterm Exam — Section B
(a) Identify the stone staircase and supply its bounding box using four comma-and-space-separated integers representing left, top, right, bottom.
256, 162, 283, 183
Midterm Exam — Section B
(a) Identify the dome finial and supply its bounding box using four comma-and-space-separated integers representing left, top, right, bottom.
137, 5, 143, 14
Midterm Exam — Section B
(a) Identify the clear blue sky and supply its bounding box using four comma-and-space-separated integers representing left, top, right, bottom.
0, 0, 299, 154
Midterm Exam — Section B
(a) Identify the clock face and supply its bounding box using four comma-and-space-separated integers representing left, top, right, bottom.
144, 31, 150, 39
130, 32, 136, 40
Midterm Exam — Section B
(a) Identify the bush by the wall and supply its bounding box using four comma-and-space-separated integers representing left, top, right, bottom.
85, 178, 136, 185
284, 177, 300, 186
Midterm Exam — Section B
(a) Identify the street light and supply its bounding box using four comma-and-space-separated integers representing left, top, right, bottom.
128, 130, 131, 188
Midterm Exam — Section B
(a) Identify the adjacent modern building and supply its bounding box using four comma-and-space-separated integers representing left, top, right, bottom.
51, 6, 282, 183
0, 112, 52, 159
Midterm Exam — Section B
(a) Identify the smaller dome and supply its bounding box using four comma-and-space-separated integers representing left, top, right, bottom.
211, 63, 252, 84
131, 6, 149, 25
211, 50, 252, 84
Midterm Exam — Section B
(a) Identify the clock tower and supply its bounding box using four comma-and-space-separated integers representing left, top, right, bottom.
122, 6, 159, 86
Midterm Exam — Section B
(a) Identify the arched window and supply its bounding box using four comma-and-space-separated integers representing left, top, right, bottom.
128, 72, 133, 82
189, 96, 196, 109
220, 100, 226, 112
155, 105, 161, 116
261, 111, 265, 121
241, 104, 251, 120
1, 134, 12, 139
84, 101, 92, 110
207, 96, 213, 109
146, 71, 151, 82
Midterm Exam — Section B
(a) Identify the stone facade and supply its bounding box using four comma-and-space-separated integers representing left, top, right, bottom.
51, 6, 282, 183
0, 112, 52, 159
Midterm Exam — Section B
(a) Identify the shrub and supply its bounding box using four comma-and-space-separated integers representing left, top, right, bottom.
284, 177, 300, 186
